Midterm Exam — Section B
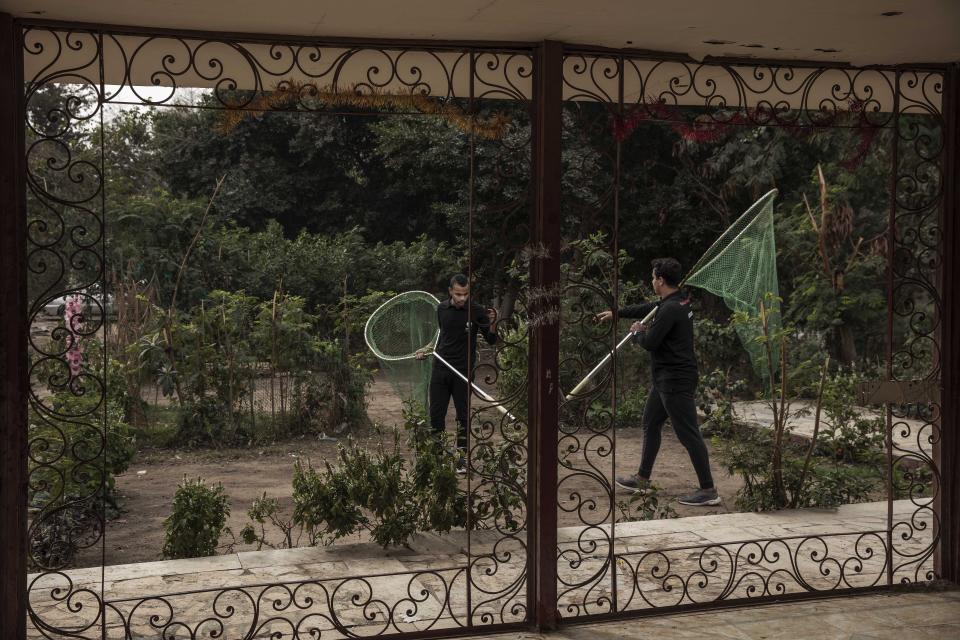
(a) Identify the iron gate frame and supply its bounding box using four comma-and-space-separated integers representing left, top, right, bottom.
0, 14, 956, 638
550, 46, 949, 625
15, 21, 537, 640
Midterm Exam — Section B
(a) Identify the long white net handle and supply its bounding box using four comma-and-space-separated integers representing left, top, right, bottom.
565, 304, 658, 401
431, 351, 518, 422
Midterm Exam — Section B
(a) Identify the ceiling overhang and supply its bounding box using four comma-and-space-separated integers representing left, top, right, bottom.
5, 0, 959, 67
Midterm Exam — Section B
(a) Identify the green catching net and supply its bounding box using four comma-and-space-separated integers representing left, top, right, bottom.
684, 188, 780, 377
364, 290, 440, 410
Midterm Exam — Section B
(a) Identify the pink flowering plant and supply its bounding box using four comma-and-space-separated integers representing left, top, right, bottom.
62, 295, 85, 377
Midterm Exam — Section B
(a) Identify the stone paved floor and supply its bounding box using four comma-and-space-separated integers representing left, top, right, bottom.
27, 499, 937, 638
475, 589, 960, 640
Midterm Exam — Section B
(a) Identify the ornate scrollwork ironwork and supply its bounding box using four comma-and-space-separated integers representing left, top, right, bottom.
23, 25, 535, 638
18, 23, 947, 636
889, 69, 943, 586
611, 532, 889, 612
557, 51, 944, 619
556, 54, 622, 617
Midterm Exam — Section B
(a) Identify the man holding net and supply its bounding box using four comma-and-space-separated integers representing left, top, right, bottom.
596, 258, 720, 506
416, 274, 498, 472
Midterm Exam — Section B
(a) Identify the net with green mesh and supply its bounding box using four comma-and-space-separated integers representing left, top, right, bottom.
565, 189, 781, 399
684, 188, 780, 377
364, 290, 440, 410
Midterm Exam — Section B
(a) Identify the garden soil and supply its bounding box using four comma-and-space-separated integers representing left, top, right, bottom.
77, 375, 743, 568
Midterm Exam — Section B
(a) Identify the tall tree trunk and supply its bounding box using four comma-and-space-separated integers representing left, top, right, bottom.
836, 324, 858, 366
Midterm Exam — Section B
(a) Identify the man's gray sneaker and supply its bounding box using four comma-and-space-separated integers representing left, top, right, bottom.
678, 487, 721, 506
615, 474, 651, 493
455, 448, 468, 475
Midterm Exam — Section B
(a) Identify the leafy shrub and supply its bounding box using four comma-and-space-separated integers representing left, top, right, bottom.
176, 395, 232, 446
494, 325, 528, 423
292, 431, 422, 547
240, 492, 320, 550
468, 424, 527, 533
291, 404, 463, 548
697, 369, 747, 438
614, 387, 647, 429
154, 289, 374, 445
617, 483, 677, 521
713, 305, 884, 511
694, 315, 745, 380
28, 387, 135, 569
162, 477, 230, 559
816, 368, 885, 464
287, 402, 524, 548
27, 321, 136, 568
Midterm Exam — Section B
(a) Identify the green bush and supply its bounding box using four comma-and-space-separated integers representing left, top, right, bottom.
713, 419, 883, 512
162, 477, 230, 559
240, 492, 320, 550
817, 368, 885, 464
713, 306, 885, 511
151, 289, 373, 446
468, 425, 527, 533
613, 387, 647, 429
493, 324, 528, 423
694, 315, 745, 380
617, 483, 677, 521
176, 396, 232, 446
291, 405, 463, 548
287, 402, 525, 548
26, 326, 136, 568
697, 369, 747, 438
291, 431, 423, 548
28, 386, 135, 569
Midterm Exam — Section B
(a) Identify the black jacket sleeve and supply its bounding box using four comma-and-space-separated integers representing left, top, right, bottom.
475, 306, 498, 345
636, 303, 678, 352
619, 301, 657, 319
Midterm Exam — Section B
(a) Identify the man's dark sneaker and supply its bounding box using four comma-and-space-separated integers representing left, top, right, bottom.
455, 448, 468, 475
615, 474, 651, 493
678, 487, 721, 506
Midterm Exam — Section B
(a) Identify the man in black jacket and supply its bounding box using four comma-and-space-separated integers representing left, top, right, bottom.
417, 274, 498, 472
596, 258, 720, 506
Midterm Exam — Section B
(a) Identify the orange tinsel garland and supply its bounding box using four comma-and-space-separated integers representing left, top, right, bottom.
217, 79, 511, 139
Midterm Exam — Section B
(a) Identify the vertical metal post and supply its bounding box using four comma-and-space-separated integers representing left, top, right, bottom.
885, 71, 901, 586
936, 63, 960, 584
0, 12, 28, 639
466, 48, 475, 626
609, 54, 624, 612
527, 39, 562, 631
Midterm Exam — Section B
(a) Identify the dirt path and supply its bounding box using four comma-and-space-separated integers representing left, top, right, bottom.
75, 376, 742, 568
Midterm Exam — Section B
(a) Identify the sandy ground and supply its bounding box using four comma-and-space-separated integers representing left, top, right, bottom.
70, 375, 742, 568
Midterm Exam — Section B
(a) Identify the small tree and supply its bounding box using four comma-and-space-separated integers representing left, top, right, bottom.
783, 165, 886, 366
715, 297, 884, 511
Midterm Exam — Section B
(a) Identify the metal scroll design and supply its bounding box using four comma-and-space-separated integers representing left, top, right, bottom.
890, 70, 943, 584
556, 55, 622, 618
555, 53, 945, 619
618, 59, 897, 129
466, 53, 534, 627
30, 567, 503, 638
24, 29, 109, 640
612, 532, 889, 612
24, 28, 534, 111
23, 26, 536, 637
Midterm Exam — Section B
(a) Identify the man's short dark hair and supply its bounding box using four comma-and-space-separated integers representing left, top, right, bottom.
652, 258, 682, 287
450, 273, 469, 288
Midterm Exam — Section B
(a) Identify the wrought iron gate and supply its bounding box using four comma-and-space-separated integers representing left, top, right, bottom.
553, 51, 944, 620
11, 21, 951, 638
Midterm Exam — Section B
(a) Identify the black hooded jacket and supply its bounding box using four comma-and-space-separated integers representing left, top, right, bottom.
619, 290, 698, 392
434, 299, 498, 372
